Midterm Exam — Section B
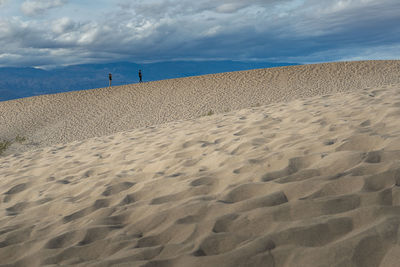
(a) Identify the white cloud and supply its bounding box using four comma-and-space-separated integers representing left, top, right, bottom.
52, 17, 76, 34
215, 3, 246, 13
21, 0, 67, 16
0, 0, 398, 67
77, 24, 99, 45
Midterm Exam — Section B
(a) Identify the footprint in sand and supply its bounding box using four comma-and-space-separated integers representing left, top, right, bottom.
194, 232, 247, 256
219, 183, 275, 204
212, 213, 240, 233
261, 154, 321, 182
45, 230, 81, 249
3, 183, 30, 203
189, 176, 217, 187
102, 182, 135, 196
63, 199, 111, 223
5, 183, 28, 195
6, 201, 30, 216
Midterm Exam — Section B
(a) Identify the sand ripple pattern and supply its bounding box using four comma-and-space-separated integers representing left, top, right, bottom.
1, 60, 400, 154
1, 83, 400, 266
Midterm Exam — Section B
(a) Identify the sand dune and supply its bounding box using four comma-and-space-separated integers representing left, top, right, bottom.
1, 60, 400, 155
1, 61, 400, 266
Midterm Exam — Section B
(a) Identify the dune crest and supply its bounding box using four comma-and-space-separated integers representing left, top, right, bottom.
1, 60, 400, 155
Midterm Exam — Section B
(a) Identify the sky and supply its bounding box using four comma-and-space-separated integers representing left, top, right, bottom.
0, 0, 399, 68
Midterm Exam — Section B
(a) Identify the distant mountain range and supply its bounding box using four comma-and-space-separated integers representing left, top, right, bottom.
0, 61, 298, 101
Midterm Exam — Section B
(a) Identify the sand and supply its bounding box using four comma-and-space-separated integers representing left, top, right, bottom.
1, 61, 400, 266
1, 60, 400, 154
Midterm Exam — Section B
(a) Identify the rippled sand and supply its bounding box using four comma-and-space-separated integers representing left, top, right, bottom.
1, 61, 400, 266
1, 60, 400, 155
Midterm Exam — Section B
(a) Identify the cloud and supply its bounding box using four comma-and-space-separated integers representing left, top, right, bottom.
117, 0, 286, 20
21, 0, 67, 16
0, 0, 398, 68
51, 17, 77, 34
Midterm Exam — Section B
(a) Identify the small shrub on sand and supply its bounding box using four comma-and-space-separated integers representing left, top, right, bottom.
0, 140, 11, 155
207, 110, 214, 116
15, 135, 26, 143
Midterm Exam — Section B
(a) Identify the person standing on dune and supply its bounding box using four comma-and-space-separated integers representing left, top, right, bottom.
108, 73, 112, 87
139, 70, 142, 83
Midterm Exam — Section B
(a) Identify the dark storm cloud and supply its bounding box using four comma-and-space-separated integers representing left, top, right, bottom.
0, 0, 399, 67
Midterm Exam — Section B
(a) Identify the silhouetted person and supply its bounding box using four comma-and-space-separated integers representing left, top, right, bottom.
108, 73, 112, 87
138, 69, 142, 83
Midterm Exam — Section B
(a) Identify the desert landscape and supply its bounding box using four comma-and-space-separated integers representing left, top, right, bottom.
1, 60, 400, 266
